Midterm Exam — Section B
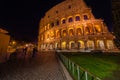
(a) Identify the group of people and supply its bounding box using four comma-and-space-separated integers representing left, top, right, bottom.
23, 46, 38, 59
16, 45, 38, 60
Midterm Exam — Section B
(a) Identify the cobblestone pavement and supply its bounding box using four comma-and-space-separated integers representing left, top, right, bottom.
0, 51, 65, 80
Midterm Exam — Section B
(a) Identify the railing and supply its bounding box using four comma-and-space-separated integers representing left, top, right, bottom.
57, 53, 101, 80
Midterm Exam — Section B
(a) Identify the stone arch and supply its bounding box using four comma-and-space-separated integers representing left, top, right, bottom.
94, 25, 101, 33
61, 41, 67, 49
43, 44, 46, 50
85, 27, 90, 35
62, 30, 67, 37
56, 30, 60, 38
97, 40, 105, 49
50, 31, 54, 38
55, 43, 59, 49
76, 28, 82, 36
86, 23, 93, 34
46, 44, 50, 50
87, 40, 94, 49
75, 15, 80, 21
41, 44, 44, 50
69, 29, 74, 36
107, 40, 114, 49
45, 33, 49, 39
78, 40, 85, 49
84, 15, 89, 20
49, 43, 53, 50
69, 41, 75, 49
45, 26, 47, 30
61, 18, 66, 24
68, 17, 73, 22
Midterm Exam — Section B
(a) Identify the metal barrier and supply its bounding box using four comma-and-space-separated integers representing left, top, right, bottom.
57, 53, 101, 80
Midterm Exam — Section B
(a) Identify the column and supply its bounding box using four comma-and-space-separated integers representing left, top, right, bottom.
94, 39, 97, 50
84, 40, 88, 50
103, 38, 108, 50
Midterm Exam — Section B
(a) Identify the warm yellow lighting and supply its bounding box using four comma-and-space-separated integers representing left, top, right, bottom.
12, 41, 16, 45
78, 40, 85, 48
87, 40, 94, 49
50, 31, 54, 38
95, 25, 101, 32
62, 30, 67, 37
69, 29, 74, 36
56, 30, 60, 38
107, 40, 114, 49
62, 41, 66, 49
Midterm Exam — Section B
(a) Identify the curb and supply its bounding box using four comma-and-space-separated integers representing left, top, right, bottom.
57, 56, 73, 80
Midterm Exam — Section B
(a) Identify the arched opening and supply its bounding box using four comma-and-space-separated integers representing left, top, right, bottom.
41, 44, 43, 50
45, 26, 47, 30
94, 25, 101, 33
51, 22, 54, 27
62, 19, 66, 24
55, 43, 59, 49
50, 31, 54, 39
76, 28, 82, 36
62, 30, 67, 37
97, 40, 105, 49
75, 16, 80, 21
47, 34, 49, 39
107, 40, 114, 49
68, 17, 73, 22
69, 41, 75, 49
87, 40, 94, 50
84, 15, 89, 20
49, 44, 53, 50
46, 44, 50, 50
56, 30, 60, 38
78, 40, 85, 49
69, 29, 74, 36
61, 41, 66, 49
43, 44, 46, 50
85, 27, 90, 35
86, 23, 93, 34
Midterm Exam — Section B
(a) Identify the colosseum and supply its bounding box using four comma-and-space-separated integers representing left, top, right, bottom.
38, 0, 117, 52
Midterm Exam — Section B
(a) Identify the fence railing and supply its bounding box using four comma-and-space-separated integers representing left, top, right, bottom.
57, 52, 101, 80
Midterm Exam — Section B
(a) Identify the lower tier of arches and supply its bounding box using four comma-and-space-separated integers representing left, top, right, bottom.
39, 40, 116, 51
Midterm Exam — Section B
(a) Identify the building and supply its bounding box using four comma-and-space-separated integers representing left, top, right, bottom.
0, 28, 10, 63
112, 0, 120, 47
38, 0, 117, 52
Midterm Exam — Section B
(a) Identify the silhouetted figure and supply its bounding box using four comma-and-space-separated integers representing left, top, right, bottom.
32, 47, 37, 58
23, 47, 27, 59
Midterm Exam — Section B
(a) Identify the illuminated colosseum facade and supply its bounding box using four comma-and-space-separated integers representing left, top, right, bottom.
38, 0, 116, 51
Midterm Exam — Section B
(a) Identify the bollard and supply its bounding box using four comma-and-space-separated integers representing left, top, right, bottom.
67, 58, 69, 69
72, 62, 75, 75
77, 65, 80, 80
69, 60, 71, 71
85, 71, 88, 80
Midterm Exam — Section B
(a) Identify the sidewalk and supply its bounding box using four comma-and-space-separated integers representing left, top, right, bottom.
0, 51, 65, 80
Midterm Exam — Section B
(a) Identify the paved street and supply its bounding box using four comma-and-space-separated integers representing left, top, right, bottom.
0, 51, 65, 80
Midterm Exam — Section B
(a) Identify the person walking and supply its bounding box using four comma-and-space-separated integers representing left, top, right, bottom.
23, 47, 27, 60
32, 47, 37, 58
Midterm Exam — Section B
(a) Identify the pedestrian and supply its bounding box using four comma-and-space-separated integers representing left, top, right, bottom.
32, 47, 37, 58
23, 47, 27, 59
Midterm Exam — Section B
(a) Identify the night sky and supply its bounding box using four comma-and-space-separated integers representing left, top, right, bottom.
0, 0, 112, 42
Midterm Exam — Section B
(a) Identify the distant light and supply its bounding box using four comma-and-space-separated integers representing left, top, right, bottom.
26, 44, 28, 47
